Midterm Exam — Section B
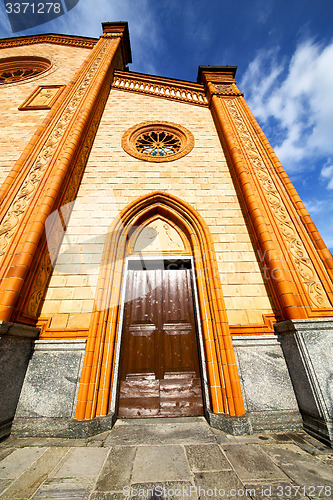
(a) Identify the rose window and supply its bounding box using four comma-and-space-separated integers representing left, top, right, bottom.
0, 56, 52, 85
122, 122, 194, 162
135, 130, 182, 157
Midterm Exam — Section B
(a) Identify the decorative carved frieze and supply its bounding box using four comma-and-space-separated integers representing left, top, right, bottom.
0, 34, 96, 50
215, 84, 233, 93
225, 99, 330, 309
112, 71, 208, 107
212, 84, 243, 97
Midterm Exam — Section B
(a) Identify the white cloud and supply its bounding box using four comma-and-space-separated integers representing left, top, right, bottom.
240, 39, 333, 172
321, 161, 333, 190
303, 199, 327, 215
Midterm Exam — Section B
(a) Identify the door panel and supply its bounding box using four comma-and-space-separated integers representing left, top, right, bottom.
118, 264, 203, 418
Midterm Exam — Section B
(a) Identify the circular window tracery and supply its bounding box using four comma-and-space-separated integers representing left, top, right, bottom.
121, 121, 194, 162
0, 56, 52, 85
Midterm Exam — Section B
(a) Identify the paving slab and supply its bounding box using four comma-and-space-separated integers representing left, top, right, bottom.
221, 444, 288, 481
262, 443, 326, 465
0, 450, 13, 463
131, 445, 190, 483
89, 492, 133, 500
0, 447, 68, 500
31, 477, 94, 499
50, 447, 108, 478
287, 432, 333, 455
0, 446, 46, 479
104, 420, 216, 446
95, 446, 136, 491
276, 460, 333, 488
193, 470, 245, 498
272, 433, 293, 443
0, 418, 332, 500
0, 480, 11, 496
118, 417, 204, 426
184, 444, 231, 471
43, 438, 89, 448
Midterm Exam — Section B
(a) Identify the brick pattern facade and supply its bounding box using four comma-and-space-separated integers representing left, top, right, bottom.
40, 88, 274, 330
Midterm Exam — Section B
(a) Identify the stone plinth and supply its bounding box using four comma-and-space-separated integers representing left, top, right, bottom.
276, 319, 333, 447
12, 339, 101, 438
232, 334, 302, 433
0, 321, 40, 439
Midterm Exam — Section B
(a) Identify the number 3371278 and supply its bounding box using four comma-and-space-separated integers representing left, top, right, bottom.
5, 3, 61, 14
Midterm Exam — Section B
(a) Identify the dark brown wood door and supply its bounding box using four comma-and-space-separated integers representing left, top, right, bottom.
118, 264, 203, 418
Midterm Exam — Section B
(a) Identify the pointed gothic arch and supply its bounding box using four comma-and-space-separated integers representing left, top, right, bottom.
75, 191, 245, 421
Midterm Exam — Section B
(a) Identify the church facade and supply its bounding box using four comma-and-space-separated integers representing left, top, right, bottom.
0, 23, 332, 445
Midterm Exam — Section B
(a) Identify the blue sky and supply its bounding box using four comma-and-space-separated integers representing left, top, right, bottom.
1, 0, 333, 251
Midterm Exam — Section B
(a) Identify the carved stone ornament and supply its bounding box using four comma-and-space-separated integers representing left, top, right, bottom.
215, 84, 233, 93
0, 34, 96, 50
225, 99, 330, 309
19, 85, 64, 110
0, 56, 52, 85
121, 121, 194, 162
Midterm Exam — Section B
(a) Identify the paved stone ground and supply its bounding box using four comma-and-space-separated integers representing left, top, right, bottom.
0, 417, 332, 500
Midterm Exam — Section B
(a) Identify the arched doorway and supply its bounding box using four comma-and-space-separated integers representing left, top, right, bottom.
74, 192, 245, 421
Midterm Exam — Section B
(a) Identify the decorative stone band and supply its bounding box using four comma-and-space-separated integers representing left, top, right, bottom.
239, 95, 333, 282
112, 71, 209, 107
0, 34, 97, 50
232, 334, 281, 347
224, 98, 331, 310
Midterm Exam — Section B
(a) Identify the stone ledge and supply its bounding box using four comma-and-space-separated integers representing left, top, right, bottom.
33, 339, 86, 351
248, 410, 303, 433
0, 321, 40, 339
205, 410, 252, 435
205, 410, 303, 435
275, 318, 333, 334
232, 334, 280, 347
12, 413, 117, 439
302, 412, 333, 448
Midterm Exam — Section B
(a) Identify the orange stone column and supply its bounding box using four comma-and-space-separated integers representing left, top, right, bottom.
239, 96, 333, 282
0, 23, 131, 322
199, 67, 308, 320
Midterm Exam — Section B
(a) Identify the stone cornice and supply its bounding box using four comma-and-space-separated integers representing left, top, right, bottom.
0, 33, 97, 50
112, 70, 209, 107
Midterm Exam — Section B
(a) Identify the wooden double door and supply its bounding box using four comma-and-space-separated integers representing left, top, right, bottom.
118, 259, 204, 418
